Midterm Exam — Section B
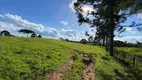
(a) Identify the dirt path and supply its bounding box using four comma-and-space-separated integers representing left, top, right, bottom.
83, 63, 96, 80
44, 59, 74, 80
44, 50, 96, 80
75, 50, 96, 80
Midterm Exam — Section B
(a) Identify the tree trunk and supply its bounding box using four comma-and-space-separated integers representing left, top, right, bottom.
109, 1, 114, 56
110, 25, 114, 56
103, 36, 105, 46
105, 36, 108, 51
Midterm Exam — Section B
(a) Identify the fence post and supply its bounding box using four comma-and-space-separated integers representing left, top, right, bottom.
133, 56, 136, 67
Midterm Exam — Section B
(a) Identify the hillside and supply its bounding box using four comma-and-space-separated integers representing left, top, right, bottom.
0, 36, 142, 80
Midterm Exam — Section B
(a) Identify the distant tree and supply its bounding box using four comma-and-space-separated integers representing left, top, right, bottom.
136, 41, 141, 44
65, 38, 70, 42
136, 41, 142, 48
59, 37, 64, 41
18, 29, 35, 37
80, 39, 88, 44
31, 33, 37, 38
114, 40, 127, 47
0, 30, 11, 36
10, 35, 15, 37
37, 35, 42, 38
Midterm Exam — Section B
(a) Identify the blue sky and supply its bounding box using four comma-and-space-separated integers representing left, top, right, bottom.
0, 0, 142, 42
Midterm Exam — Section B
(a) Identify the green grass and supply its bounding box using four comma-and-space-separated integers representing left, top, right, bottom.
0, 37, 72, 80
113, 52, 142, 79
116, 47, 142, 57
0, 36, 141, 80
114, 47, 142, 79
63, 52, 84, 80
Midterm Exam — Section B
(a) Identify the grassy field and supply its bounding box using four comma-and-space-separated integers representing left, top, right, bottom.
0, 37, 73, 80
0, 36, 142, 80
116, 47, 142, 57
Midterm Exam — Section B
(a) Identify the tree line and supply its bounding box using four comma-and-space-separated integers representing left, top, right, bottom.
0, 29, 42, 38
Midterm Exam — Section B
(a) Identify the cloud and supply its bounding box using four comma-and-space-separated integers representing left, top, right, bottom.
115, 36, 142, 43
60, 21, 68, 25
137, 13, 142, 19
69, 0, 97, 13
0, 13, 140, 42
124, 27, 137, 34
125, 27, 132, 31
81, 5, 97, 13
129, 31, 137, 34
0, 13, 85, 41
0, 14, 4, 18
0, 22, 20, 31
4, 13, 45, 32
69, 0, 77, 12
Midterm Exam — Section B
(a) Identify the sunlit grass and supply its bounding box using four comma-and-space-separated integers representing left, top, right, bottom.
0, 36, 72, 80
0, 36, 141, 80
117, 47, 142, 57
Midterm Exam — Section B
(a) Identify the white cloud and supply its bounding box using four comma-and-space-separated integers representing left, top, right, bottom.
137, 13, 142, 19
81, 5, 97, 13
0, 14, 4, 18
125, 27, 132, 31
69, 0, 97, 14
4, 13, 45, 32
0, 13, 141, 42
69, 0, 77, 12
60, 21, 68, 25
124, 27, 137, 34
0, 22, 20, 31
115, 36, 142, 43
129, 31, 137, 34
0, 13, 85, 41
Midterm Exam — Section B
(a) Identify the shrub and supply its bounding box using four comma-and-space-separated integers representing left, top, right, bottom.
80, 39, 88, 44
37, 35, 42, 38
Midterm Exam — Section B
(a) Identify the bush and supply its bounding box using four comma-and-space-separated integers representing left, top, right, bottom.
31, 33, 37, 38
37, 35, 42, 38
0, 30, 11, 36
80, 39, 88, 44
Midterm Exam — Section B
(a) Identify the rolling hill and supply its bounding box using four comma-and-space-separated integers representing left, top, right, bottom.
0, 36, 142, 80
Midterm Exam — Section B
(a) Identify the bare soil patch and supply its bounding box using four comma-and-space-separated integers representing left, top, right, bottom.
44, 59, 74, 80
